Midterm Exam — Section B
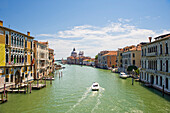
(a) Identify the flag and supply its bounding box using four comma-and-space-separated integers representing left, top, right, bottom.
14, 57, 16, 64
22, 57, 25, 63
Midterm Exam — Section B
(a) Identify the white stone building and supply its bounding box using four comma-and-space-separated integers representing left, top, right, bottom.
140, 34, 170, 94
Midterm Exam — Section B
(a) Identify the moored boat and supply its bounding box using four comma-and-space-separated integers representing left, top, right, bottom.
119, 72, 128, 79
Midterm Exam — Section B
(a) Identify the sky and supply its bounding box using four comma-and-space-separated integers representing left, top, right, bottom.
0, 0, 170, 59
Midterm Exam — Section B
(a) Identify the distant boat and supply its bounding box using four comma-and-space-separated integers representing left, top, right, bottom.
91, 82, 99, 91
119, 72, 128, 79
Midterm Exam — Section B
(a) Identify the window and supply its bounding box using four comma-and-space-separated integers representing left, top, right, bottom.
156, 76, 158, 85
5, 49, 9, 63
25, 67, 27, 72
6, 69, 9, 74
160, 60, 162, 71
133, 60, 135, 66
14, 37, 16, 46
11, 55, 13, 62
160, 76, 162, 86
5, 77, 9, 82
11, 74, 13, 82
166, 43, 168, 54
133, 53, 135, 58
160, 44, 162, 55
166, 60, 168, 72
25, 55, 27, 63
11, 36, 13, 46
25, 38, 27, 48
31, 41, 33, 49
5, 32, 9, 45
166, 78, 169, 89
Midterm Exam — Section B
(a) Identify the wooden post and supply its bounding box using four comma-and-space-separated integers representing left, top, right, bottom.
27, 83, 28, 93
41, 77, 42, 83
162, 85, 164, 97
132, 78, 134, 85
18, 84, 19, 92
37, 79, 39, 87
6, 91, 8, 100
25, 86, 26, 94
1, 93, 3, 103
4, 84, 5, 97
30, 83, 31, 93
45, 77, 46, 85
50, 76, 52, 84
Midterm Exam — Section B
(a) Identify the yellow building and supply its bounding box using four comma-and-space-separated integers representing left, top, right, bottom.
0, 20, 34, 86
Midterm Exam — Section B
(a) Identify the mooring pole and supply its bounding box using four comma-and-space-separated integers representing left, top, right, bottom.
30, 83, 31, 93
50, 76, 52, 84
18, 84, 19, 92
4, 84, 5, 96
1, 93, 3, 103
6, 91, 8, 100
162, 85, 164, 97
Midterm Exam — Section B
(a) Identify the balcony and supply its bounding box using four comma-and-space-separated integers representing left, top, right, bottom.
146, 52, 157, 57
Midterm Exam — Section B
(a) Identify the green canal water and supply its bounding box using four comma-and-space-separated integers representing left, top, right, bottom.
0, 65, 170, 113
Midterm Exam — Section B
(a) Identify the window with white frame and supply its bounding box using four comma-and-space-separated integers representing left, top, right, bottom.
5, 31, 9, 45
5, 49, 9, 63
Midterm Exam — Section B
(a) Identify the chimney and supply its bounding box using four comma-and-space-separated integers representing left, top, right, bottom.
27, 31, 30, 36
0, 20, 3, 26
149, 37, 152, 43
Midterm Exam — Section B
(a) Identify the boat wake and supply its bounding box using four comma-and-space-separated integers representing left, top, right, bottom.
91, 87, 105, 113
66, 87, 91, 113
66, 87, 105, 113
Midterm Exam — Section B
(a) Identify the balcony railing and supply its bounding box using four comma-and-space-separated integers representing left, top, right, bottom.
146, 52, 157, 57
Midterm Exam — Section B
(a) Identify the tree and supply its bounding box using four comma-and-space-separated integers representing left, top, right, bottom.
135, 68, 140, 75
95, 55, 98, 60
127, 65, 137, 72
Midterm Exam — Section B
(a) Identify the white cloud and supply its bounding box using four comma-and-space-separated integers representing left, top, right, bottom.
118, 18, 132, 23
36, 20, 170, 59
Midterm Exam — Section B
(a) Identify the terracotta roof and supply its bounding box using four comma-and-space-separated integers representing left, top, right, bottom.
103, 51, 117, 56
48, 48, 54, 51
38, 41, 48, 45
83, 59, 89, 61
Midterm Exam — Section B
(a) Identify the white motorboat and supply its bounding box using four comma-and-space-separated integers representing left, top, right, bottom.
91, 82, 99, 91
119, 72, 128, 79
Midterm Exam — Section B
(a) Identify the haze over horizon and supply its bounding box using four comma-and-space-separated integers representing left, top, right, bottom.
1, 0, 170, 59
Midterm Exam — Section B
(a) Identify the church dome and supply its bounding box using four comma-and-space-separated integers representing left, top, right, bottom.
71, 48, 77, 57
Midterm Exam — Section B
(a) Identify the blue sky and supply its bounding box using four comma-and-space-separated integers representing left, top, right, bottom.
1, 0, 170, 59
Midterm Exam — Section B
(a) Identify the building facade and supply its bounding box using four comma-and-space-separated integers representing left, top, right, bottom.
48, 48, 55, 74
33, 41, 49, 79
101, 51, 117, 69
140, 34, 170, 94
97, 51, 109, 68
0, 20, 34, 86
117, 43, 145, 73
